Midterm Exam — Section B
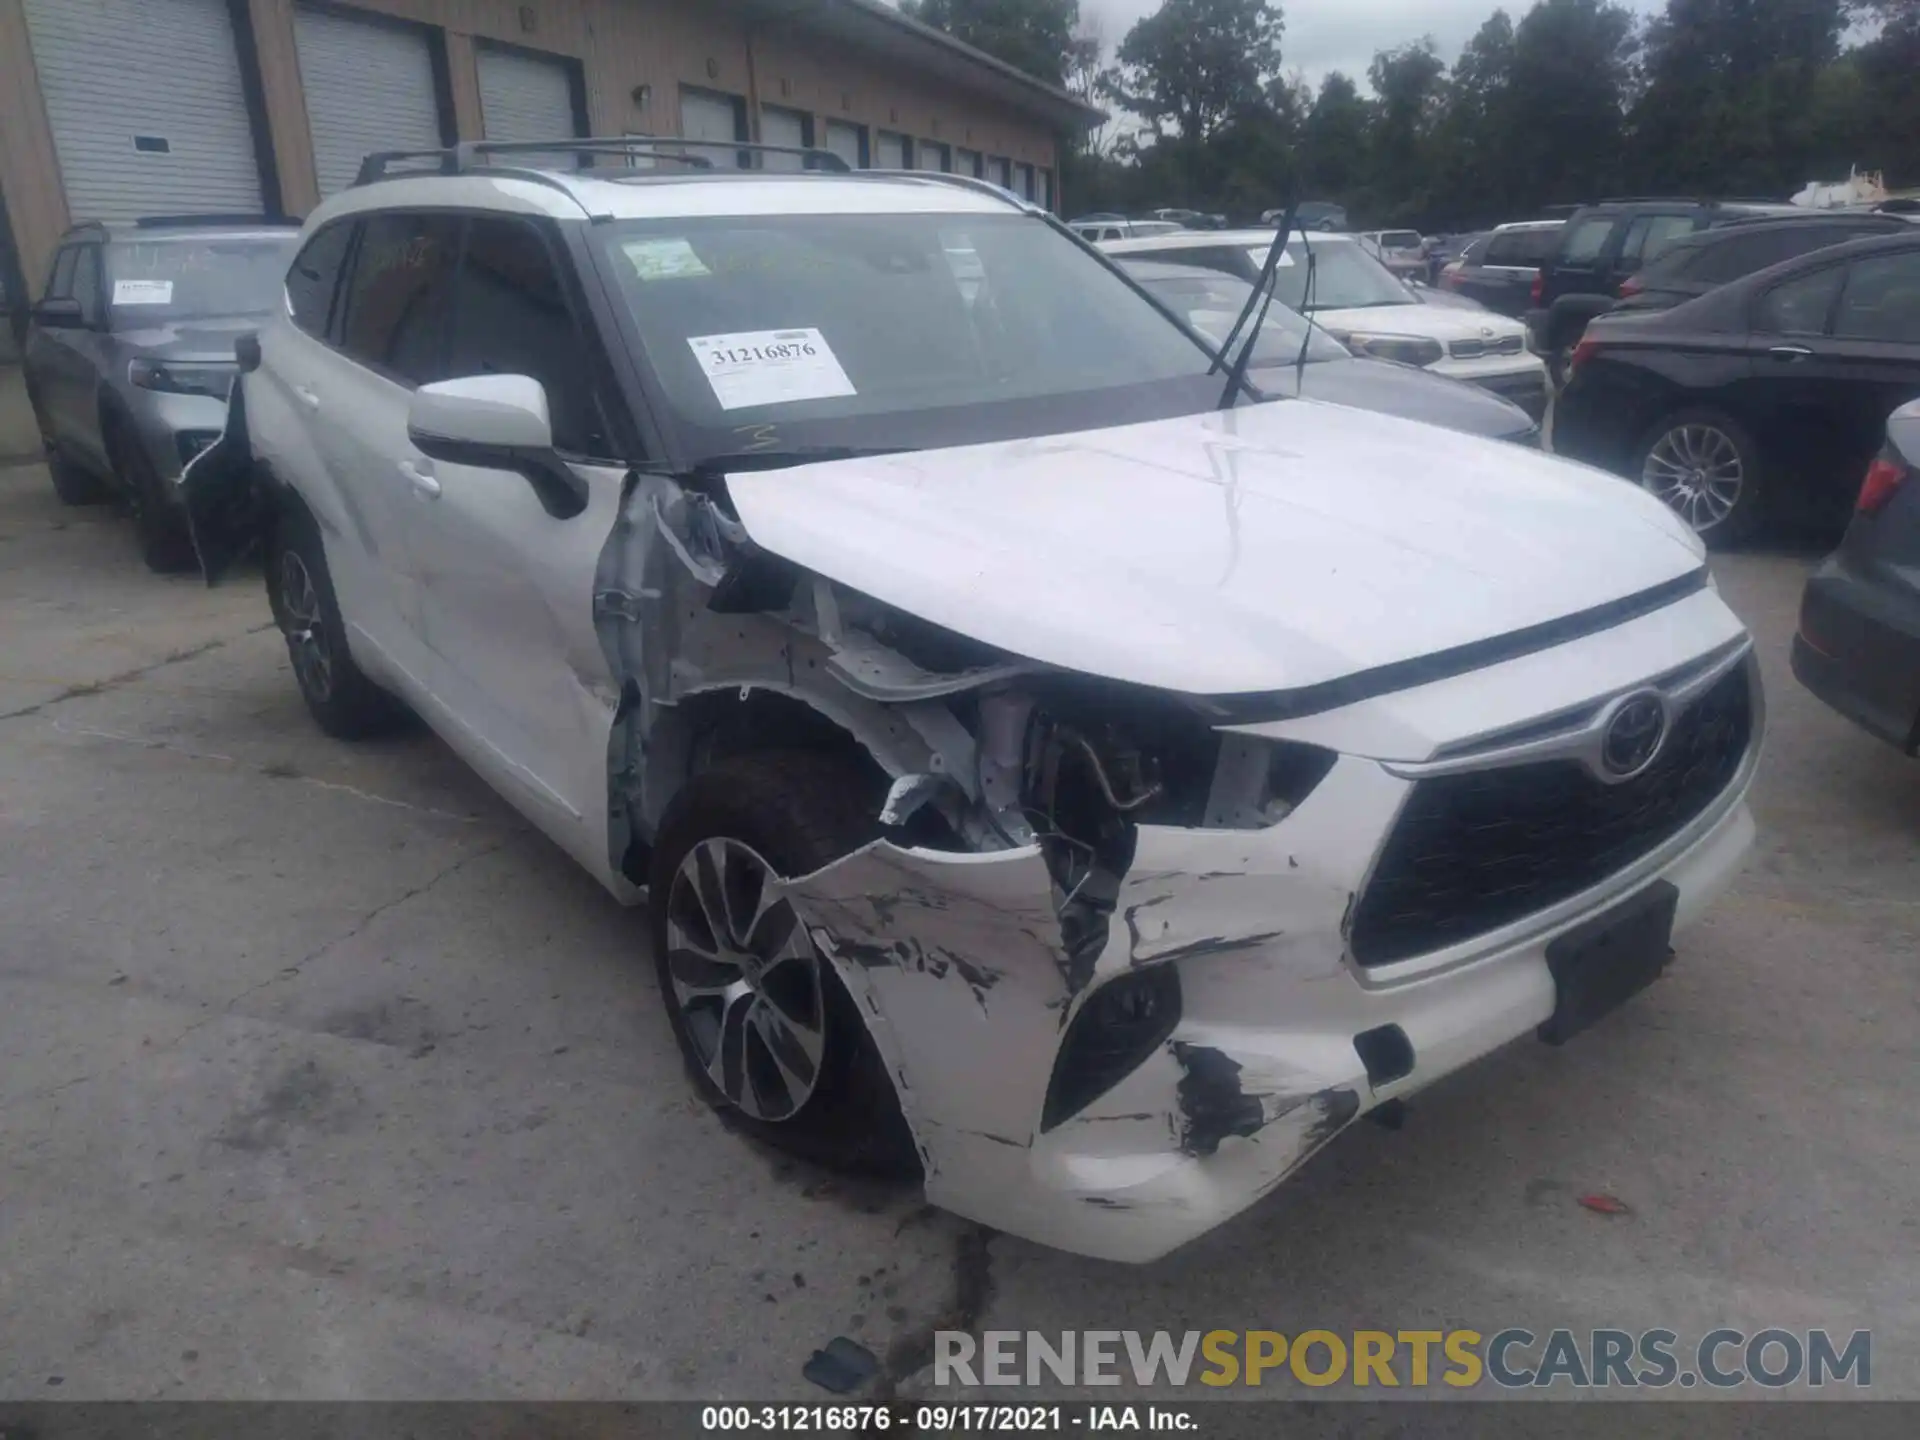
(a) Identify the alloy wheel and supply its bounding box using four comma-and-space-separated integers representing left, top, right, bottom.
278, 551, 334, 703
665, 837, 826, 1122
1641, 423, 1744, 533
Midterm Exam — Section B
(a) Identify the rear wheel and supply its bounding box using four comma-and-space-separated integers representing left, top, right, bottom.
268, 505, 408, 739
1635, 408, 1769, 547
107, 420, 196, 572
649, 752, 919, 1178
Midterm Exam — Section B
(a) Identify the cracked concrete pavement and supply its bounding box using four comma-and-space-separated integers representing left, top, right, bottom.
3, 425, 1918, 1402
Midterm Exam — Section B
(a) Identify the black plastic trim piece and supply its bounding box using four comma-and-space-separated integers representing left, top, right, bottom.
1197, 569, 1712, 724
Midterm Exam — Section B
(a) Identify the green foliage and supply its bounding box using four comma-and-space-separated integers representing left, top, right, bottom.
946, 0, 1918, 225
899, 0, 1082, 88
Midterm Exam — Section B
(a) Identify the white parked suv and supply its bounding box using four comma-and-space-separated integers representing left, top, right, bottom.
1102, 228, 1550, 418
186, 139, 1760, 1263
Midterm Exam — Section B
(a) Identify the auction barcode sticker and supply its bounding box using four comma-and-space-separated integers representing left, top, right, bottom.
687, 328, 856, 411
112, 279, 174, 305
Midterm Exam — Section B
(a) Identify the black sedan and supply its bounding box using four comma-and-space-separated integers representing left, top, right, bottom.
1792, 398, 1920, 755
1120, 260, 1539, 444
1554, 231, 1920, 544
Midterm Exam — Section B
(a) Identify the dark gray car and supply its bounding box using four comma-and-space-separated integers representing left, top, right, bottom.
1792, 398, 1920, 755
23, 216, 298, 570
1121, 260, 1540, 444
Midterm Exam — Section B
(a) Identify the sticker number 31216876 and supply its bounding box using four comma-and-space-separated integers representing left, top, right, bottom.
686, 328, 856, 411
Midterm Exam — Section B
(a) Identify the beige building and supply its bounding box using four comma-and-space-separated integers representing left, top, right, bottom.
0, 0, 1097, 316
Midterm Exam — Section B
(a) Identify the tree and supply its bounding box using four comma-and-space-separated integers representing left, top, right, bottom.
1366, 40, 1448, 220
899, 0, 1081, 87
1629, 0, 1850, 194
1298, 72, 1370, 198
1503, 0, 1638, 208
1104, 0, 1286, 149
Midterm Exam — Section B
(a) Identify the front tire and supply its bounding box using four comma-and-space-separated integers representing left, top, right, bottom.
1634, 407, 1769, 547
648, 752, 919, 1178
27, 387, 108, 505
268, 505, 407, 739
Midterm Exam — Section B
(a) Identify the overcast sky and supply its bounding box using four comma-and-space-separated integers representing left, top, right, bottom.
1075, 0, 1671, 86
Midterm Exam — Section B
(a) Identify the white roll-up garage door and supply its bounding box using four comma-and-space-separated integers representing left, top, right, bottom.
680, 89, 744, 167
758, 107, 808, 171
23, 0, 264, 223
823, 121, 864, 170
478, 45, 579, 148
295, 3, 444, 197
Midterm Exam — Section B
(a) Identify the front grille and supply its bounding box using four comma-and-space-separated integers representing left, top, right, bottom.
1450, 334, 1526, 359
1350, 665, 1753, 967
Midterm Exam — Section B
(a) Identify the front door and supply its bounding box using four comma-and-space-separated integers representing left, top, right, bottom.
399, 214, 627, 872
308, 210, 463, 675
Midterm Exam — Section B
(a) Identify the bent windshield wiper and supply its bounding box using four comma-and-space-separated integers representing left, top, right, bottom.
1218, 202, 1298, 410
642, 445, 912, 478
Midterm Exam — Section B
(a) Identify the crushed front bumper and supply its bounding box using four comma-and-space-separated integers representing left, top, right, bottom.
778, 717, 1759, 1263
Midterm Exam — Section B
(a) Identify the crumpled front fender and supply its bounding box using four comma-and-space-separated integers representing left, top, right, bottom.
773, 778, 1392, 1262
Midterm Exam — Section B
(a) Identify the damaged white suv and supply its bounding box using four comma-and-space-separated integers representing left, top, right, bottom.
186, 140, 1763, 1263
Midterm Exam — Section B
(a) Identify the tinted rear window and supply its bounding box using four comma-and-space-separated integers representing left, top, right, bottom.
1679, 226, 1887, 286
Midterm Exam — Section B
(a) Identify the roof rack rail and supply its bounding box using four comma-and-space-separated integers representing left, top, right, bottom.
891, 169, 1036, 209
134, 212, 281, 228
353, 135, 851, 187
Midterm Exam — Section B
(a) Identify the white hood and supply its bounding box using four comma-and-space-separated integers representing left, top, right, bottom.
1312, 301, 1528, 344
724, 401, 1706, 696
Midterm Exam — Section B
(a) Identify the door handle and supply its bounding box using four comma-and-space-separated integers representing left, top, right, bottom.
293, 385, 321, 409
399, 458, 441, 498
1768, 345, 1814, 361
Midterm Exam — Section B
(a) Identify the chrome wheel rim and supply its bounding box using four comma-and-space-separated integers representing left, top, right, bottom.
665, 838, 825, 1122
1642, 424, 1743, 533
278, 551, 334, 702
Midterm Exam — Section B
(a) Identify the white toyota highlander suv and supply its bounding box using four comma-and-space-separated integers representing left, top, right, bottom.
185, 139, 1762, 1263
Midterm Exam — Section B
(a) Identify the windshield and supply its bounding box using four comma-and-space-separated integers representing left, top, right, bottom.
105, 235, 297, 326
1378, 231, 1422, 251
1126, 267, 1348, 366
1253, 239, 1416, 312
594, 212, 1237, 460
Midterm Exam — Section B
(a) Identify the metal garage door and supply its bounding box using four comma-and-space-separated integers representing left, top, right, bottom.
823, 120, 864, 170
758, 107, 808, 171
295, 3, 445, 197
875, 132, 909, 170
680, 89, 744, 167
478, 44, 579, 151
23, 0, 263, 223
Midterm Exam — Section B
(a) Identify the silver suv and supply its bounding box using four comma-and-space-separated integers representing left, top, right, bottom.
184, 139, 1757, 1263
23, 216, 298, 570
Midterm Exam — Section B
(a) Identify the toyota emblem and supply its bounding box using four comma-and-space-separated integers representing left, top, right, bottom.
1601, 693, 1667, 778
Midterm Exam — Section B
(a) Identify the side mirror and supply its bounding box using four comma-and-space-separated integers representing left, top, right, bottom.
407, 374, 587, 519
33, 297, 85, 329
235, 332, 261, 374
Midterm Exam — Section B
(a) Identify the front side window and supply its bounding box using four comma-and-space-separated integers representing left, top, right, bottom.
1560, 217, 1616, 266
286, 221, 356, 337
104, 233, 298, 325
448, 217, 609, 455
45, 246, 78, 301
1833, 251, 1920, 342
595, 210, 1224, 462
1755, 265, 1845, 335
70, 246, 104, 323
337, 212, 461, 385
